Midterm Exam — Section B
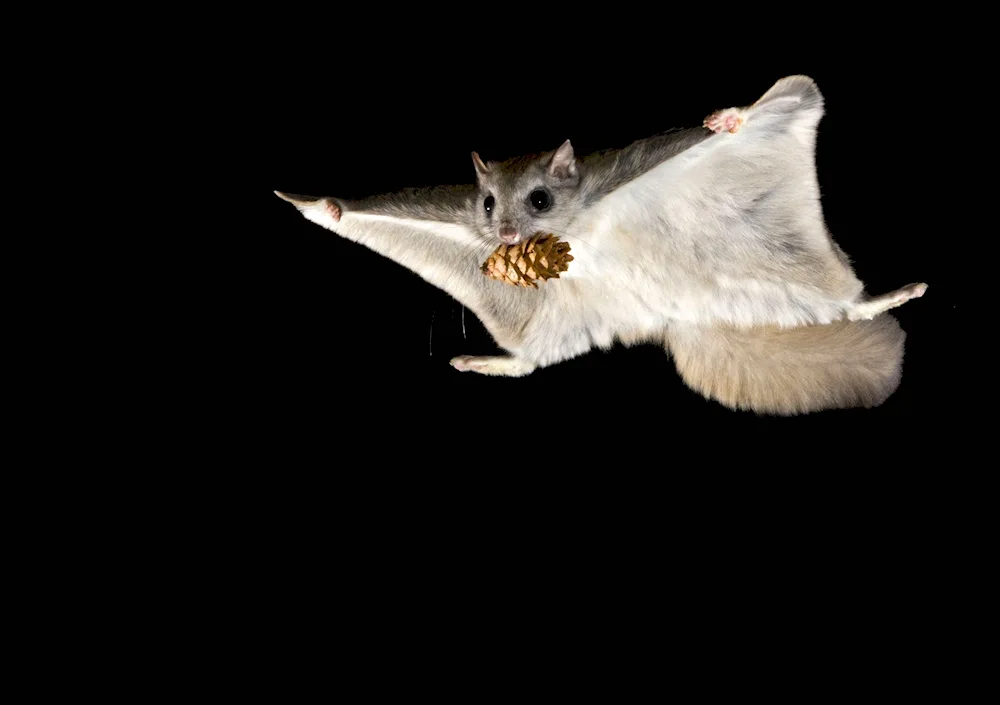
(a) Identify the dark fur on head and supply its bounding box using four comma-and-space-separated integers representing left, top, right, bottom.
471, 140, 583, 245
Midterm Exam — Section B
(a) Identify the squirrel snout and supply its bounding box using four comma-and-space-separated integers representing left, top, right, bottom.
498, 225, 521, 244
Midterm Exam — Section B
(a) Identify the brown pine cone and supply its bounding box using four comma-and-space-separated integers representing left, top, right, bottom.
481, 234, 573, 288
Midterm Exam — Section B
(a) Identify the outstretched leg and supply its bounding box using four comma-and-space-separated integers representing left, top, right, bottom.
275, 189, 534, 324
450, 355, 536, 377
848, 283, 928, 321
276, 191, 546, 374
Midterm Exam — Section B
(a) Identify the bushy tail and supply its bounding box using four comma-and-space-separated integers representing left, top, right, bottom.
666, 316, 905, 415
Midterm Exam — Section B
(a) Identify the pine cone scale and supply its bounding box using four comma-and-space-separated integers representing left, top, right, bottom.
481, 233, 574, 288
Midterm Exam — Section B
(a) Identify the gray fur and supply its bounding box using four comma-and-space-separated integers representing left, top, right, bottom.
342, 185, 477, 225
580, 127, 714, 203
472, 148, 584, 248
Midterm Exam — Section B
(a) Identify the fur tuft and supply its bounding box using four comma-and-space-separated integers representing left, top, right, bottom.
753, 75, 824, 112
666, 315, 905, 415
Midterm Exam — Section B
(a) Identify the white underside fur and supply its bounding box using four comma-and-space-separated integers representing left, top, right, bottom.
504, 82, 864, 365
282, 77, 925, 407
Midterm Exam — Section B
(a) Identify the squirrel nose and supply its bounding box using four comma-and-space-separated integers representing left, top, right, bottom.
499, 225, 520, 244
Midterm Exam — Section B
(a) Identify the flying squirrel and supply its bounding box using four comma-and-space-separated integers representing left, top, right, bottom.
276, 76, 927, 415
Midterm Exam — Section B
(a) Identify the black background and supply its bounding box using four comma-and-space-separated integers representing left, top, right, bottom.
243, 13, 961, 433
189, 13, 979, 656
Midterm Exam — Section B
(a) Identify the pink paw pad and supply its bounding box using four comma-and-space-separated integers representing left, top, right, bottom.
325, 200, 341, 222
896, 283, 928, 304
704, 109, 744, 134
450, 355, 477, 372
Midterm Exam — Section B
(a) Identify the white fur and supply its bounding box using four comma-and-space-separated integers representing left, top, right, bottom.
294, 199, 489, 313
303, 208, 477, 247
505, 93, 857, 365
342, 214, 477, 246
281, 77, 918, 386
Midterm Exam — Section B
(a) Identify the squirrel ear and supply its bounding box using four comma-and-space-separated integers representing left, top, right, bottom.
472, 152, 490, 179
547, 140, 577, 180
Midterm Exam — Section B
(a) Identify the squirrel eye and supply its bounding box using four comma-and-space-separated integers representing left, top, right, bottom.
484, 195, 495, 215
529, 189, 550, 211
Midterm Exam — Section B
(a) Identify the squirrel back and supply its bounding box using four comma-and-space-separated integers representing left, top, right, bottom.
666, 315, 905, 415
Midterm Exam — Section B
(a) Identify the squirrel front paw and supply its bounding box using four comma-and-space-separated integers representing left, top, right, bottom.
275, 191, 342, 222
704, 108, 745, 134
